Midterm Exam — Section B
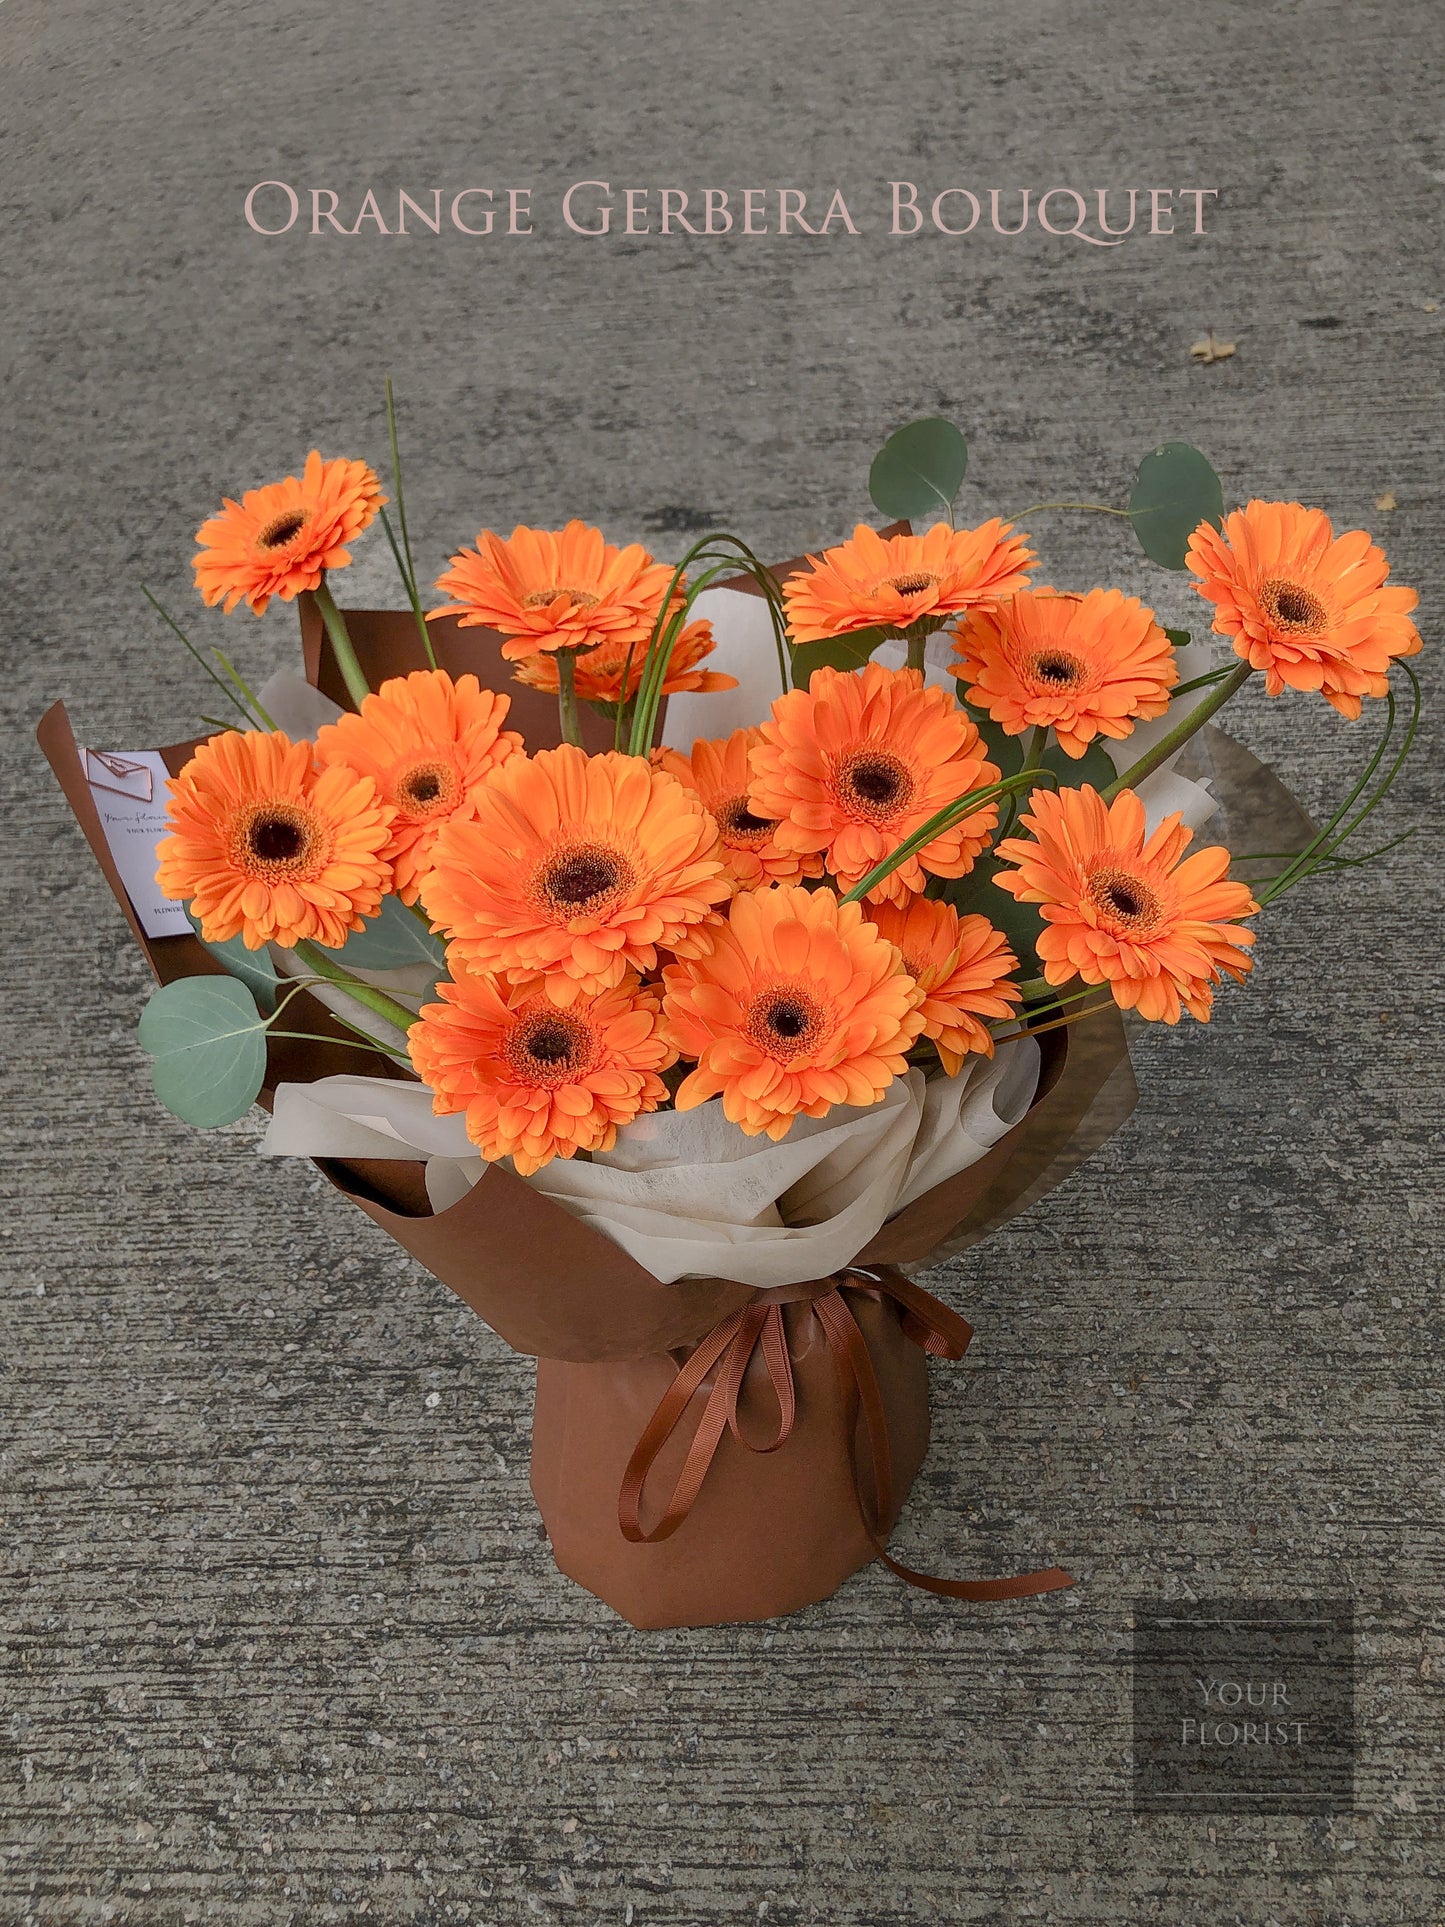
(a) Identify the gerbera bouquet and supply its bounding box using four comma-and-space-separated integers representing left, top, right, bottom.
42, 410, 1421, 1626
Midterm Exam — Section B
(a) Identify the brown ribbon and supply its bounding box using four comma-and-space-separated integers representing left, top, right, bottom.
619, 1266, 1074, 1602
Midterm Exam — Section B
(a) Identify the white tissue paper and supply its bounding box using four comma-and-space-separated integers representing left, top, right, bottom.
262, 1033, 1040, 1288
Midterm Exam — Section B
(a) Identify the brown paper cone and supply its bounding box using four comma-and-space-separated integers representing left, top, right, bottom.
530, 1292, 929, 1628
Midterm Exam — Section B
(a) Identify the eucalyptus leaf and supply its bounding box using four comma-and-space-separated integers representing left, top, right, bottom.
868, 418, 968, 521
137, 976, 269, 1128
790, 627, 889, 689
1128, 442, 1223, 569
956, 698, 1116, 789
322, 893, 447, 970
185, 907, 278, 1013
943, 855, 1047, 977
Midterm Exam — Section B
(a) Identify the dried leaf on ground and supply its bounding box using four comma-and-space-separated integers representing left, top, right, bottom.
1190, 330, 1236, 363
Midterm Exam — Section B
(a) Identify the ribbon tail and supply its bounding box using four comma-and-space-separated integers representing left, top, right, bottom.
876, 1549, 1074, 1601
825, 1284, 1074, 1604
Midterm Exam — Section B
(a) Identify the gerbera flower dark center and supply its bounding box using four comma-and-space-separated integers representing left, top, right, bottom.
1260, 577, 1327, 634
396, 759, 457, 816
886, 571, 937, 597
1028, 649, 1086, 688
524, 586, 600, 611
717, 794, 777, 846
258, 511, 308, 550
1088, 866, 1162, 931
236, 802, 322, 877
836, 750, 916, 821
506, 1007, 597, 1087
536, 843, 634, 916
747, 983, 829, 1061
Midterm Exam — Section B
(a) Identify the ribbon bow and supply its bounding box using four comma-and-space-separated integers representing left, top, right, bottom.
618, 1265, 1073, 1603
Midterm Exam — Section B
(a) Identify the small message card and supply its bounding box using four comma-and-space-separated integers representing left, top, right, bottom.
84, 748, 191, 940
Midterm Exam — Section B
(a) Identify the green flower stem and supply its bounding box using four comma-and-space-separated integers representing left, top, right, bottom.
141, 584, 257, 725
212, 649, 278, 731
291, 939, 420, 1035
1020, 725, 1048, 772
1101, 661, 1253, 801
1007, 993, 1119, 1041
906, 631, 928, 673
557, 649, 583, 747
1171, 665, 1238, 699
625, 533, 793, 757
839, 769, 1055, 905
1007, 978, 1110, 1026
312, 579, 373, 711
380, 507, 437, 666
1257, 665, 1420, 904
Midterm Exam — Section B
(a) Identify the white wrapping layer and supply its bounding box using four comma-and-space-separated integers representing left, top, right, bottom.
257, 667, 346, 740
262, 1034, 1040, 1288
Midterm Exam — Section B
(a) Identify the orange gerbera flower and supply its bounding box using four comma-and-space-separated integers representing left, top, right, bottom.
993, 786, 1258, 1025
867, 897, 1020, 1073
662, 885, 925, 1140
408, 970, 675, 1175
782, 520, 1035, 643
655, 730, 821, 890
953, 587, 1178, 758
156, 730, 394, 950
1186, 500, 1421, 718
431, 520, 677, 664
193, 452, 385, 615
749, 663, 1001, 905
421, 746, 729, 1001
314, 669, 523, 905
514, 616, 737, 703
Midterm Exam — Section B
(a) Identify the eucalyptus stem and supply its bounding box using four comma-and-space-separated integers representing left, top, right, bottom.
291, 939, 420, 1034
312, 579, 372, 711
1005, 500, 1134, 522
1101, 661, 1252, 801
557, 649, 582, 748
269, 1027, 411, 1063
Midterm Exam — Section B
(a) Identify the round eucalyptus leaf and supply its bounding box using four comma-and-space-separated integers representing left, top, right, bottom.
790, 627, 889, 689
137, 976, 268, 1128
1128, 442, 1224, 569
322, 893, 447, 970
950, 856, 1048, 977
868, 418, 968, 520
184, 907, 279, 1013
956, 699, 1116, 791
1045, 737, 1118, 791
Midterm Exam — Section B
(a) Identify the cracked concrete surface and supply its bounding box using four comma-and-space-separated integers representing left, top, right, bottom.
2, 0, 1442, 1920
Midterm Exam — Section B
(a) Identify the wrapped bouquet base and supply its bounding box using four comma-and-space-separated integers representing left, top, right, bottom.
43, 534, 1338, 1627
531, 1280, 935, 1629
